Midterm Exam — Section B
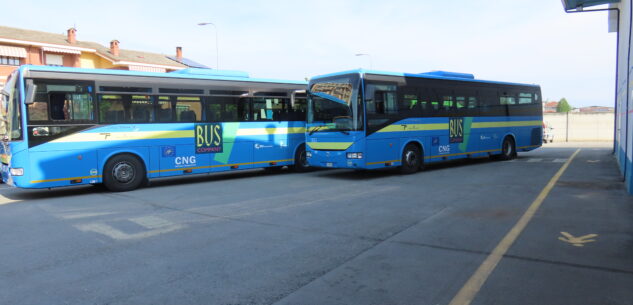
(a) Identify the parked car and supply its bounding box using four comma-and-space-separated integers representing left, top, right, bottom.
543, 123, 554, 143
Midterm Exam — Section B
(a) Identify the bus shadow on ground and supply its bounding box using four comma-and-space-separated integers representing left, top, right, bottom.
314, 157, 499, 181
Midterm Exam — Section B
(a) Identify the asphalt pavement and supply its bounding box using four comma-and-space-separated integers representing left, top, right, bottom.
0, 142, 631, 305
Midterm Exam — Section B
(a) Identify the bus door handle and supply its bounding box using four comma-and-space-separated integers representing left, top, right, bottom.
99, 133, 111, 139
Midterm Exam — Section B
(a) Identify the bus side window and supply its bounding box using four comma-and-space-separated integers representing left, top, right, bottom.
366, 83, 397, 116
175, 96, 202, 122
455, 95, 466, 116
129, 95, 152, 123
156, 96, 173, 122
398, 84, 420, 118
99, 94, 126, 123
290, 96, 306, 121
252, 97, 287, 121
478, 88, 499, 116
49, 92, 94, 122
205, 96, 223, 122
239, 98, 250, 121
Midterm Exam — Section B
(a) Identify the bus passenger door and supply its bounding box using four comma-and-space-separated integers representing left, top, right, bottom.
365, 82, 400, 165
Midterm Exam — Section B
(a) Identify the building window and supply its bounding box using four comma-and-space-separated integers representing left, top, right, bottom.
45, 54, 63, 66
0, 56, 20, 66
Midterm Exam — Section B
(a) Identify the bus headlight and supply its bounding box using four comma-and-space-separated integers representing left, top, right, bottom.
346, 152, 363, 159
306, 151, 312, 158
10, 168, 23, 176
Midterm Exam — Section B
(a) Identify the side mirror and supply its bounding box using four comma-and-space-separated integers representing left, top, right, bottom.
24, 79, 37, 105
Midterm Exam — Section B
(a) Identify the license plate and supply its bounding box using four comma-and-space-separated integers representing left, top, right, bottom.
326, 162, 333, 167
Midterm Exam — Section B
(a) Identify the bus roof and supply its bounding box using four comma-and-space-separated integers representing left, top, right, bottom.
310, 69, 539, 88
19, 65, 307, 86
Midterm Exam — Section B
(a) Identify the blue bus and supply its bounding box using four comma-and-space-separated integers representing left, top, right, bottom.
0, 65, 308, 191
305, 70, 542, 173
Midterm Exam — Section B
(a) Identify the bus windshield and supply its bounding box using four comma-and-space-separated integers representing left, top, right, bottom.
308, 74, 362, 132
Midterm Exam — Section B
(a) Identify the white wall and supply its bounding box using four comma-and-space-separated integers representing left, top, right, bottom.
544, 113, 614, 141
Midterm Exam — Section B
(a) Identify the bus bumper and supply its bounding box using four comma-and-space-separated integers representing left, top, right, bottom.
306, 149, 365, 169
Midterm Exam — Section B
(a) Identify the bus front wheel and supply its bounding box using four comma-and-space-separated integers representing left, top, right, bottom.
103, 154, 146, 192
399, 144, 421, 174
292, 144, 310, 172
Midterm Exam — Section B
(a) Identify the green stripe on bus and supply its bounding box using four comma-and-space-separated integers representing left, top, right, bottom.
214, 122, 240, 164
306, 142, 353, 150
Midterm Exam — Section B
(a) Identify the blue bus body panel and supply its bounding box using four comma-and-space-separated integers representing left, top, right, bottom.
2, 66, 307, 189
306, 116, 542, 170
13, 121, 305, 189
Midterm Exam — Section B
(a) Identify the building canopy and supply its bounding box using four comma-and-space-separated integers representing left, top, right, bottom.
562, 0, 620, 11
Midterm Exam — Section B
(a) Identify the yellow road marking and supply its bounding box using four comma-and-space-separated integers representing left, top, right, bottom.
558, 232, 598, 247
0, 193, 16, 205
448, 148, 581, 305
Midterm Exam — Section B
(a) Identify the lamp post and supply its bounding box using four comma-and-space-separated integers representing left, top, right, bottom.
355, 53, 372, 69
197, 22, 219, 69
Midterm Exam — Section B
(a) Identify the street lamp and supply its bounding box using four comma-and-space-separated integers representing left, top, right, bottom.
198, 22, 219, 69
355, 53, 372, 69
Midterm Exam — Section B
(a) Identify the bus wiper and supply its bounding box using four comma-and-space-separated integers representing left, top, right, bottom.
308, 125, 327, 135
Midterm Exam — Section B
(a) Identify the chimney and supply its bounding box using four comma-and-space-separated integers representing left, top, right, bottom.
176, 46, 183, 61
110, 40, 120, 57
67, 28, 77, 44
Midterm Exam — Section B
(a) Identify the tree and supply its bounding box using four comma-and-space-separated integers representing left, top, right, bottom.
557, 98, 572, 113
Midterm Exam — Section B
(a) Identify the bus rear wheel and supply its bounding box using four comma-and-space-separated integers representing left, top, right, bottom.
498, 137, 517, 161
103, 154, 146, 192
292, 144, 310, 172
399, 144, 421, 174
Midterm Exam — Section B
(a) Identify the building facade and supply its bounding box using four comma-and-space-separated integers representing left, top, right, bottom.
0, 26, 194, 87
543, 101, 559, 113
563, 0, 633, 194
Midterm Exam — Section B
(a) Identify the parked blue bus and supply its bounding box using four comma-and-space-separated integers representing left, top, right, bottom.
0, 65, 308, 191
305, 70, 542, 173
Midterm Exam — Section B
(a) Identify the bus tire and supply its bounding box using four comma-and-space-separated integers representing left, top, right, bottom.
498, 136, 517, 161
103, 154, 146, 192
399, 144, 421, 174
292, 144, 310, 172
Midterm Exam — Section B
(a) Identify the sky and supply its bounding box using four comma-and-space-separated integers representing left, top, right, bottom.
1, 0, 617, 107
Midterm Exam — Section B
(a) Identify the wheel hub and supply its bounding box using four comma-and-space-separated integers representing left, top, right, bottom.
405, 151, 417, 166
112, 162, 134, 183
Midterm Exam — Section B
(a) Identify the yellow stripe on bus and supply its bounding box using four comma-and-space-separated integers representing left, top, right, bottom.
471, 121, 542, 128
306, 142, 354, 150
376, 120, 541, 133
50, 127, 306, 143
366, 159, 400, 165
51, 130, 194, 143
31, 175, 102, 184
236, 127, 306, 136
377, 123, 448, 133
